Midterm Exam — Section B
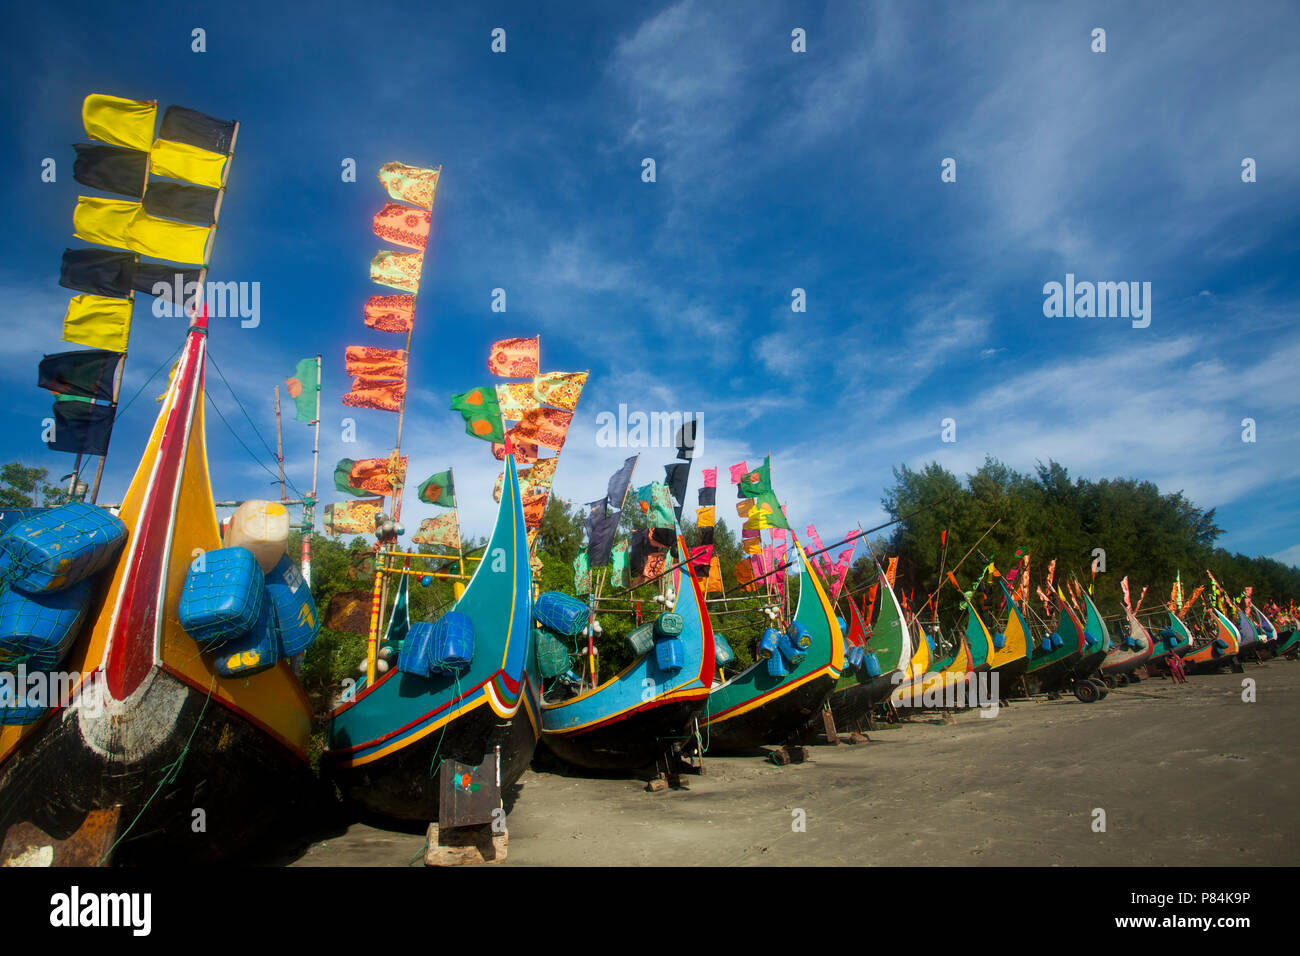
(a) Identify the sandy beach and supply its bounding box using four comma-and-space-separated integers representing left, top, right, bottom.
289, 661, 1296, 866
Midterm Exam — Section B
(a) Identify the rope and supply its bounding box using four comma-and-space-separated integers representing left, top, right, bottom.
113, 344, 184, 420
205, 389, 288, 489
207, 352, 307, 500
98, 671, 219, 865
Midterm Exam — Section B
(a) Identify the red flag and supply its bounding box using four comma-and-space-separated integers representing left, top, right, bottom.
488, 336, 539, 377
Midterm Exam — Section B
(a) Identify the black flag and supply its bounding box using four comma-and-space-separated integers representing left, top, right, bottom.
47, 399, 115, 456
160, 105, 236, 154
675, 418, 698, 460
60, 248, 135, 298
605, 455, 637, 511
143, 182, 219, 225
585, 499, 622, 567
73, 143, 148, 197
39, 350, 121, 401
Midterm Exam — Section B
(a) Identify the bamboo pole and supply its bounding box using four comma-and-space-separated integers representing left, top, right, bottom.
274, 385, 286, 500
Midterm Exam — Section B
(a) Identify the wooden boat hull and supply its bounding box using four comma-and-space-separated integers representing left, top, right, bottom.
0, 668, 319, 865
325, 454, 536, 822
1022, 651, 1084, 695
542, 695, 704, 770
540, 553, 714, 771
331, 685, 539, 820
706, 672, 836, 751
827, 673, 894, 728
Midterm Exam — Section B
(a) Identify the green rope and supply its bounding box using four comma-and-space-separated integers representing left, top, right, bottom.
98, 672, 219, 865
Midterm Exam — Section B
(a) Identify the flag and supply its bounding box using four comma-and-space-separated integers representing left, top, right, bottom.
369, 250, 424, 293
47, 398, 115, 456
286, 358, 317, 423
488, 336, 539, 377
611, 539, 630, 587
697, 506, 716, 528
494, 438, 538, 463
372, 202, 431, 250
383, 571, 410, 647
699, 468, 717, 507
741, 529, 762, 554
73, 143, 147, 197
342, 378, 405, 412
62, 295, 131, 351
333, 459, 370, 497
1120, 575, 1131, 611
573, 549, 592, 596
142, 182, 219, 225
159, 105, 236, 154
675, 418, 698, 460
830, 541, 857, 601
533, 371, 586, 410
363, 295, 414, 333
340, 455, 406, 496
735, 560, 757, 592
738, 457, 773, 497
664, 462, 690, 511
59, 248, 134, 298
606, 455, 638, 511
451, 386, 505, 442
496, 382, 540, 419
72, 196, 138, 249
521, 457, 559, 494
133, 263, 200, 298
82, 94, 156, 151
412, 512, 461, 549
344, 345, 407, 380
702, 555, 722, 594
636, 482, 675, 529
324, 498, 382, 536
729, 461, 748, 485
417, 470, 454, 507
522, 493, 548, 530
378, 161, 440, 210
150, 138, 227, 188
586, 499, 622, 566
747, 490, 789, 530
38, 350, 121, 401
124, 209, 212, 264
885, 557, 898, 587
510, 406, 572, 451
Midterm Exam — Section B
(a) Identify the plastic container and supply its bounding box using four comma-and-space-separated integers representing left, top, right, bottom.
861, 649, 881, 676
264, 553, 319, 657
654, 612, 684, 639
179, 547, 264, 647
534, 591, 589, 637
777, 631, 806, 667
713, 633, 735, 667
428, 611, 474, 676
1082, 630, 1098, 647
213, 597, 279, 677
993, 631, 1007, 649
624, 622, 655, 659
757, 628, 782, 660
787, 621, 812, 649
765, 654, 789, 678
535, 627, 571, 679
399, 622, 436, 678
223, 499, 290, 574
0, 577, 94, 671
836, 616, 846, 635
1050, 632, 1064, 650
0, 509, 45, 535
654, 636, 684, 673
0, 502, 126, 593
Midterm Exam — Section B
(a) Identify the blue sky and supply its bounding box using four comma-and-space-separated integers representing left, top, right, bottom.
3, 0, 1297, 567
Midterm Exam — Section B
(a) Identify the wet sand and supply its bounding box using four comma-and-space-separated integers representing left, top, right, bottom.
290, 660, 1297, 866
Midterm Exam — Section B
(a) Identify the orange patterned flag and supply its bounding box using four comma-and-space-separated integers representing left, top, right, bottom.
496, 382, 540, 419
488, 336, 539, 377
378, 162, 439, 211
533, 371, 587, 411
342, 378, 405, 412
324, 497, 383, 536
521, 492, 548, 530
412, 512, 461, 549
493, 438, 539, 464
493, 456, 560, 503
348, 454, 407, 496
509, 407, 572, 451
363, 295, 414, 334
344, 345, 407, 380
372, 202, 431, 250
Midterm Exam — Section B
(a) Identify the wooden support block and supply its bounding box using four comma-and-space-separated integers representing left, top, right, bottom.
769, 746, 792, 766
424, 821, 507, 866
821, 703, 839, 745
848, 731, 869, 744
787, 746, 809, 763
646, 777, 669, 792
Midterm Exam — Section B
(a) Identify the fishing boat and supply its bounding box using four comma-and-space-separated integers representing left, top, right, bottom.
539, 535, 713, 771
324, 453, 538, 820
1066, 584, 1111, 686
998, 577, 1088, 697
1137, 603, 1196, 676
701, 539, 845, 751
968, 580, 1031, 692
0, 312, 320, 865
826, 563, 911, 729
1182, 605, 1242, 674
887, 622, 973, 709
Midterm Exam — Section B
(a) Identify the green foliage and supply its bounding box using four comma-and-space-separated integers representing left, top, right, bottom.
0, 462, 66, 508
880, 457, 1296, 622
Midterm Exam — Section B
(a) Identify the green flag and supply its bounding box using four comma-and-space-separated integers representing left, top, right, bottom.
286, 358, 317, 423
611, 539, 629, 588
738, 456, 773, 498
418, 469, 454, 507
635, 482, 676, 529
573, 548, 592, 596
450, 386, 505, 442
333, 458, 369, 498
752, 489, 790, 529
382, 572, 410, 649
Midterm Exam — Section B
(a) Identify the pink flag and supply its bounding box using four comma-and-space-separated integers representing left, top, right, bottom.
1120, 575, 1131, 610
805, 524, 834, 575
830, 539, 858, 601
729, 461, 749, 484
702, 467, 717, 488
